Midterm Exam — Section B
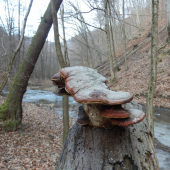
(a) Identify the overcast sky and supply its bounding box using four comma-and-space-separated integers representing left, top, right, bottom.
0, 0, 94, 41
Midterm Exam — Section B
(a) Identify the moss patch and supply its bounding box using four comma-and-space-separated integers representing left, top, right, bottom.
110, 78, 116, 83
3, 119, 20, 131
117, 67, 121, 71
0, 99, 22, 131
0, 102, 10, 120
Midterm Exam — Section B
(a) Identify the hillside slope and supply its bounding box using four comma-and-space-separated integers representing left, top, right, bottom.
98, 18, 170, 109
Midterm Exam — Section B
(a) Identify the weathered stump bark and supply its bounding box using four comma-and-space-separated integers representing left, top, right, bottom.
56, 102, 159, 170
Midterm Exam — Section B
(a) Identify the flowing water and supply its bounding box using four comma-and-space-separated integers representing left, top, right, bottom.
3, 89, 81, 119
2, 89, 170, 169
142, 106, 170, 170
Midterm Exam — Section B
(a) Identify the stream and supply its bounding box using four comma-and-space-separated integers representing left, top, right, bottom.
2, 89, 170, 169
3, 89, 81, 119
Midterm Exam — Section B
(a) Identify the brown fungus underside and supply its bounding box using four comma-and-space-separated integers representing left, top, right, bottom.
52, 66, 145, 128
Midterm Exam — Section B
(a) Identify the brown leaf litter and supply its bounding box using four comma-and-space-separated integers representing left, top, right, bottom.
0, 95, 76, 170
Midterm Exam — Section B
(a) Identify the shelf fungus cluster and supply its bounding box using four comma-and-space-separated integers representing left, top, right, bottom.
52, 66, 145, 129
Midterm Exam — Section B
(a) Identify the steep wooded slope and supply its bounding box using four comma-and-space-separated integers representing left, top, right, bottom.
98, 17, 170, 109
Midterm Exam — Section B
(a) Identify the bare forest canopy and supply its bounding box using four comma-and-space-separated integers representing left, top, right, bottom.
0, 0, 167, 82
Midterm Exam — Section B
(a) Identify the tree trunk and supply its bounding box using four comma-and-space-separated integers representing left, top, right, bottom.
60, 4, 70, 67
62, 95, 69, 142
41, 50, 45, 80
131, 0, 141, 28
104, 0, 115, 81
108, 2, 120, 71
146, 0, 159, 138
51, 0, 66, 68
51, 0, 69, 141
18, 0, 21, 66
122, 0, 128, 71
167, 0, 170, 41
56, 101, 159, 170
0, 0, 63, 131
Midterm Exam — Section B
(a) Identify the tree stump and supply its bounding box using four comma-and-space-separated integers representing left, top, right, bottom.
56, 102, 159, 170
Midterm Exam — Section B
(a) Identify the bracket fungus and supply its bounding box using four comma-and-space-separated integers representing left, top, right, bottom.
58, 88, 71, 96
51, 73, 65, 88
101, 105, 130, 118
77, 106, 90, 125
111, 109, 145, 127
52, 66, 145, 129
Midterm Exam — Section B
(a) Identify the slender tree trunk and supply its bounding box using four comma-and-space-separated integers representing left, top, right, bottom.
108, 2, 120, 71
41, 50, 44, 80
18, 0, 21, 65
132, 0, 141, 28
49, 40, 52, 78
94, 0, 102, 29
18, 0, 20, 41
51, 0, 65, 68
57, 102, 159, 170
0, 0, 63, 131
60, 4, 70, 67
62, 95, 69, 141
122, 0, 128, 71
167, 0, 170, 41
51, 0, 69, 141
113, 4, 119, 60
105, 0, 115, 82
146, 0, 159, 138
110, 24, 119, 71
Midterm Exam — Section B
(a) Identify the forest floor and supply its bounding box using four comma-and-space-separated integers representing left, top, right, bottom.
0, 95, 77, 170
0, 95, 170, 169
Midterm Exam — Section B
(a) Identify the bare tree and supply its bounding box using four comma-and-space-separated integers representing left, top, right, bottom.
122, 0, 128, 71
108, 0, 120, 71
18, 0, 21, 44
104, 0, 115, 81
0, 0, 34, 94
69, 2, 100, 68
146, 0, 159, 138
51, 0, 69, 141
0, 0, 63, 131
167, 0, 170, 41
60, 3, 70, 66
131, 0, 141, 28
18, 0, 21, 65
